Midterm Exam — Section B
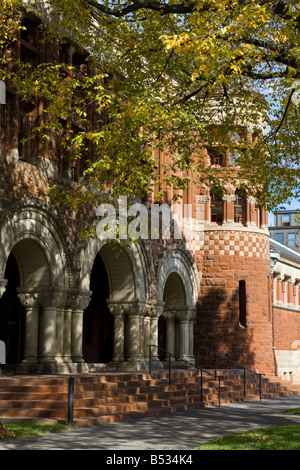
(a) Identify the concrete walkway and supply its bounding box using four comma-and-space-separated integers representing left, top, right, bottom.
0, 396, 300, 450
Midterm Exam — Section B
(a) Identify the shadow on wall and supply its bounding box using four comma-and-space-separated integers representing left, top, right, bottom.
195, 286, 255, 370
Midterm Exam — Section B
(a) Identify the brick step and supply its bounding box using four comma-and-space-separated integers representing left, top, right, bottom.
0, 407, 68, 420
0, 370, 299, 426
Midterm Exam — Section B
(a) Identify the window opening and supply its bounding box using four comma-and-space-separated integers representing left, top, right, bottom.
239, 280, 246, 327
210, 194, 223, 224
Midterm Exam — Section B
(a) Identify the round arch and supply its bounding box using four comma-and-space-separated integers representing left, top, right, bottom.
0, 201, 75, 369
0, 200, 73, 290
79, 238, 149, 302
155, 246, 200, 309
156, 246, 201, 364
79, 238, 151, 368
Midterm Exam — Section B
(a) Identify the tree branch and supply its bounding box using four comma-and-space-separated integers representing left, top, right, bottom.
265, 88, 295, 140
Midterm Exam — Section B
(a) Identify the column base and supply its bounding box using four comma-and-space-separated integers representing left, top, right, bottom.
110, 360, 161, 371
161, 359, 195, 369
16, 361, 89, 375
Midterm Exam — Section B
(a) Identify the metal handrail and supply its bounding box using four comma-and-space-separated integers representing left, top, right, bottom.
197, 345, 264, 400
148, 344, 222, 406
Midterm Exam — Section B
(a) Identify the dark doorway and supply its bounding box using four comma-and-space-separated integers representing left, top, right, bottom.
0, 253, 25, 365
82, 254, 114, 363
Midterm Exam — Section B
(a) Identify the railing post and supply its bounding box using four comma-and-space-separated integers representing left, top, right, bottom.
259, 374, 262, 401
218, 376, 221, 407
68, 376, 74, 426
169, 353, 171, 385
214, 353, 217, 378
243, 368, 246, 397
201, 369, 203, 403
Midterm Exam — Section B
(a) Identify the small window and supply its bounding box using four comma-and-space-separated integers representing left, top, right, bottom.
208, 148, 225, 166
210, 194, 223, 224
288, 233, 296, 246
282, 214, 290, 226
275, 233, 283, 244
234, 192, 245, 224
239, 280, 246, 327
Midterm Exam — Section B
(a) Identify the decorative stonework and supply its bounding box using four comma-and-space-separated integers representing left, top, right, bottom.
195, 230, 270, 258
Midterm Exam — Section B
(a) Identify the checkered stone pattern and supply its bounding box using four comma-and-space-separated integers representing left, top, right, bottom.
186, 230, 270, 258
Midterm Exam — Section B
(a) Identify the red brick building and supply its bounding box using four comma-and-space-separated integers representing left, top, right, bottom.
0, 11, 299, 382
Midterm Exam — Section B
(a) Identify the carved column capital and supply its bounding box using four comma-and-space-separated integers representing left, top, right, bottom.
17, 291, 41, 309
196, 195, 210, 204
162, 310, 176, 321
222, 194, 236, 202
68, 290, 92, 311
175, 310, 190, 322
107, 302, 125, 317
148, 303, 164, 318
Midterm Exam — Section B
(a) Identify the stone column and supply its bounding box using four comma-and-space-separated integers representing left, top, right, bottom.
260, 208, 268, 230
287, 277, 295, 308
108, 302, 125, 363
196, 195, 210, 223
272, 276, 277, 304
222, 194, 235, 224
163, 310, 176, 360
294, 282, 299, 309
63, 306, 72, 363
188, 310, 197, 361
282, 277, 287, 306
176, 310, 191, 362
55, 293, 68, 363
124, 302, 147, 364
71, 293, 91, 363
275, 274, 284, 306
39, 293, 59, 364
149, 304, 164, 362
143, 314, 151, 361
246, 196, 257, 227
17, 292, 40, 364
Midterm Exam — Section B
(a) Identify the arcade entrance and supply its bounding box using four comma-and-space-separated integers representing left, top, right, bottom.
0, 253, 25, 366
82, 253, 114, 364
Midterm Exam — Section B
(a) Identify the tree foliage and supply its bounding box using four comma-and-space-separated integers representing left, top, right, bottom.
1, 0, 300, 210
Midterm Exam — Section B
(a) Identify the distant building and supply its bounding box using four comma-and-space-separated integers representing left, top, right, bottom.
269, 210, 300, 254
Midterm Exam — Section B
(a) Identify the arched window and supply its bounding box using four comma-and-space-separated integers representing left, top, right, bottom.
210, 193, 223, 224
234, 191, 246, 225
239, 280, 247, 327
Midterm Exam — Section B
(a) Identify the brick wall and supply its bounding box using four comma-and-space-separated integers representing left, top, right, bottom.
273, 306, 300, 351
195, 230, 274, 375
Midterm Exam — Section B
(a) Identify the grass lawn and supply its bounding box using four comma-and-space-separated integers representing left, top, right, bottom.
197, 408, 300, 450
0, 422, 70, 440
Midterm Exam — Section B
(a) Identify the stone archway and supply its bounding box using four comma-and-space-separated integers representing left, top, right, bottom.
79, 239, 151, 371
155, 247, 200, 365
0, 201, 81, 374
158, 272, 187, 361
